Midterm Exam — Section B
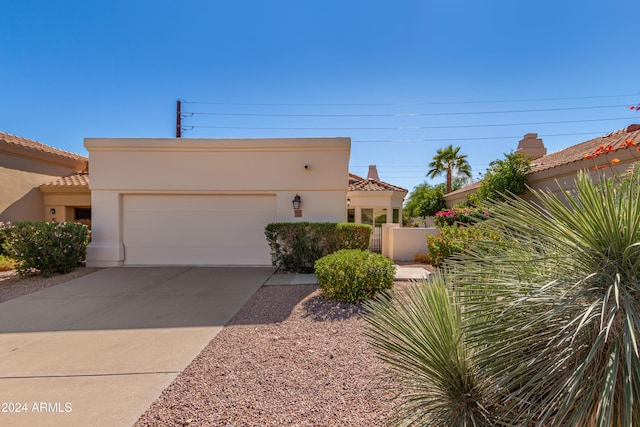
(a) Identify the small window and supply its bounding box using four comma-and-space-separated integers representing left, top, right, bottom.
74, 208, 92, 221
347, 209, 355, 223
361, 208, 374, 225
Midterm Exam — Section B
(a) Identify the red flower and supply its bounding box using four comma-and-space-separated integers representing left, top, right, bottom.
612, 158, 620, 165
585, 154, 592, 159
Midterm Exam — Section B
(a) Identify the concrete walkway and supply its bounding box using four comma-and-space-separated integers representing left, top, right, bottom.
0, 267, 275, 427
265, 264, 431, 286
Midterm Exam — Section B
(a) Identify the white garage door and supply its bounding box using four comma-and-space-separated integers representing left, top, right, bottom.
123, 194, 276, 265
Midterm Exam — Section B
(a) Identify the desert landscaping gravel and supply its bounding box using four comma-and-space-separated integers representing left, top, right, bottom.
135, 284, 402, 427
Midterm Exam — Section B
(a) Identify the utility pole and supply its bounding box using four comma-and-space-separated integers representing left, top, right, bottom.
176, 100, 182, 138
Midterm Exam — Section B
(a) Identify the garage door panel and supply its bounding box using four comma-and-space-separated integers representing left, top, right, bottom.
123, 195, 276, 265
124, 246, 270, 266
124, 228, 268, 248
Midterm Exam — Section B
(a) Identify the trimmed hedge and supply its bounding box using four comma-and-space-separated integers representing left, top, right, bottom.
265, 222, 372, 273
2, 221, 90, 277
315, 249, 395, 303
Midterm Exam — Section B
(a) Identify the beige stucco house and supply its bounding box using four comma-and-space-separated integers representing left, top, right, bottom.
84, 137, 351, 267
1, 131, 415, 264
444, 125, 640, 207
0, 131, 89, 223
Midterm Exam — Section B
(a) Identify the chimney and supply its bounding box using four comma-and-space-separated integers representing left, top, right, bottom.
515, 133, 547, 160
367, 165, 380, 180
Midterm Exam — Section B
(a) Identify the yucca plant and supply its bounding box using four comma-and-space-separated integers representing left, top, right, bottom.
448, 166, 640, 426
364, 273, 495, 426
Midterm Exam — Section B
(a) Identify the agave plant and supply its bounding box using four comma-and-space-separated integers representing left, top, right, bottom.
449, 167, 640, 426
364, 273, 495, 427
365, 166, 640, 426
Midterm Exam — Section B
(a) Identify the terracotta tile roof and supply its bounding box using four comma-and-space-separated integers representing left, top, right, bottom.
348, 178, 408, 192
529, 124, 640, 173
444, 125, 640, 200
41, 173, 90, 188
0, 131, 87, 163
348, 172, 365, 184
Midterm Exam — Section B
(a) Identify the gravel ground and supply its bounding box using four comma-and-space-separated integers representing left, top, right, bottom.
135, 284, 405, 427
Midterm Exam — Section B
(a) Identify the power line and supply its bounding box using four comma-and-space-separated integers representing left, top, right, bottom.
182, 104, 630, 118
181, 93, 637, 107
352, 131, 608, 143
187, 117, 632, 131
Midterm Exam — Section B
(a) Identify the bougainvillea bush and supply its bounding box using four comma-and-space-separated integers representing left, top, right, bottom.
433, 207, 489, 228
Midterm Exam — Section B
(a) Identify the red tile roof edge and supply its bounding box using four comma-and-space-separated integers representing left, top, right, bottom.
0, 131, 87, 163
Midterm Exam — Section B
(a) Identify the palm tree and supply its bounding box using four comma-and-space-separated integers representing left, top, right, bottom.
427, 145, 472, 193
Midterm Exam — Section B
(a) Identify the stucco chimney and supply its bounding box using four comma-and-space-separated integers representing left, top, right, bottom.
367, 165, 380, 180
515, 133, 547, 160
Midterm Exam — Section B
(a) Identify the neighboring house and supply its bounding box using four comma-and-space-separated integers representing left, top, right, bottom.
0, 131, 88, 222
444, 125, 640, 207
347, 165, 409, 254
347, 165, 408, 226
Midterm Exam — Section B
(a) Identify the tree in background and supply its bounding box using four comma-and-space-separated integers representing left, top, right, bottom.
404, 182, 446, 220
427, 145, 472, 194
473, 152, 531, 203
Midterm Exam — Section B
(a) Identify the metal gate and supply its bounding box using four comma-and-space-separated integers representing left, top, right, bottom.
370, 224, 382, 253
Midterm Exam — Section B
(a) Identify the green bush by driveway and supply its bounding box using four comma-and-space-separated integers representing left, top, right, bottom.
315, 249, 394, 304
2, 221, 90, 277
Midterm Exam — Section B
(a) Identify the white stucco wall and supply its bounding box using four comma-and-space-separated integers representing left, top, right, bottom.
84, 137, 351, 267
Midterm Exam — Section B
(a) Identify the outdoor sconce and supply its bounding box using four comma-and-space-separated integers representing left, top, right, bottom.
347, 198, 351, 207
292, 194, 302, 210
50, 208, 56, 215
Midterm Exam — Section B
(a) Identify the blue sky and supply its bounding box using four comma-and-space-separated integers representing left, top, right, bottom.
2, 0, 639, 193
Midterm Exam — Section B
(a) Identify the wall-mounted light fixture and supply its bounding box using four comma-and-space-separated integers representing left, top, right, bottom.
292, 194, 301, 210
50, 208, 56, 215
347, 198, 351, 207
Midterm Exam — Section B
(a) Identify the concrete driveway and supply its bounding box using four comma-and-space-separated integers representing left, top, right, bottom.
0, 266, 275, 427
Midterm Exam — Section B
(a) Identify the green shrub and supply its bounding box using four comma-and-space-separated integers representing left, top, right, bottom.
265, 222, 372, 273
0, 254, 15, 271
427, 224, 499, 268
0, 221, 10, 257
314, 249, 395, 303
2, 221, 90, 277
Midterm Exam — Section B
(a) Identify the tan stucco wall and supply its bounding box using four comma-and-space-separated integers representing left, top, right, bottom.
41, 191, 91, 222
382, 224, 439, 262
0, 151, 86, 222
527, 154, 637, 198
1, 166, 52, 222
84, 137, 351, 267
